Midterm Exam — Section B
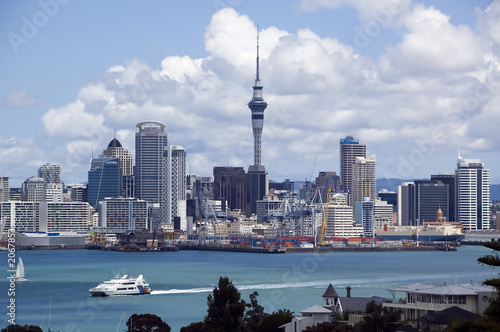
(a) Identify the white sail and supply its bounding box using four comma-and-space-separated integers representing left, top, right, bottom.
15, 257, 27, 281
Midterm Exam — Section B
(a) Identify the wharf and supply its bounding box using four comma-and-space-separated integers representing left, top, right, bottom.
179, 244, 286, 254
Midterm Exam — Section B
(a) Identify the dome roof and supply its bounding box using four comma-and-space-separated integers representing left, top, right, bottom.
345, 135, 354, 139
108, 138, 122, 148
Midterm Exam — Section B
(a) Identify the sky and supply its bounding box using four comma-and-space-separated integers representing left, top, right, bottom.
1, 0, 499, 187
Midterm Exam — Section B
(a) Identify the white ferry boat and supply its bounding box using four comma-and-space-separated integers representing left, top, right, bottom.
89, 273, 151, 296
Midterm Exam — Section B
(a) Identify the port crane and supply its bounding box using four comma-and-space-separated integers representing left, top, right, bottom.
317, 189, 331, 246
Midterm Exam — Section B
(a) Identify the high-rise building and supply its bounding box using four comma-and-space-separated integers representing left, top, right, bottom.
455, 157, 490, 230
0, 177, 8, 202
164, 145, 187, 228
100, 137, 135, 198
325, 193, 363, 238
21, 176, 45, 202
38, 163, 62, 184
352, 155, 376, 204
45, 183, 63, 202
247, 30, 269, 215
214, 167, 247, 212
87, 157, 121, 208
398, 182, 415, 226
135, 121, 168, 229
315, 172, 340, 202
414, 180, 449, 223
340, 135, 366, 194
100, 138, 134, 176
431, 173, 455, 221
355, 198, 375, 237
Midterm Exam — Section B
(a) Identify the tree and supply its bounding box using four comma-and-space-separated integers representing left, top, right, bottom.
180, 322, 206, 332
355, 301, 402, 332
1, 325, 42, 332
126, 313, 171, 332
204, 276, 246, 331
245, 291, 266, 331
257, 309, 295, 332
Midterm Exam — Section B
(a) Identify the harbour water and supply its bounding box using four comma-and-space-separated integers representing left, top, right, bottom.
1, 246, 496, 331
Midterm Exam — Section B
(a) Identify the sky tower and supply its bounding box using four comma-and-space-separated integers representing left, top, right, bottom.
247, 28, 269, 214
248, 28, 268, 170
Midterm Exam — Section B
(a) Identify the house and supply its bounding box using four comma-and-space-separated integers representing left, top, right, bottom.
280, 284, 386, 332
416, 306, 481, 331
383, 283, 497, 325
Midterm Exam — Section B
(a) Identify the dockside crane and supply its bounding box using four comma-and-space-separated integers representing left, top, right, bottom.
317, 189, 331, 246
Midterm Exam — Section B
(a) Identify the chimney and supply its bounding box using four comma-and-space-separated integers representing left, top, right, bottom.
346, 286, 351, 298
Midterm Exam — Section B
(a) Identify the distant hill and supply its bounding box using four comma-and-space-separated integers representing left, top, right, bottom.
377, 178, 500, 201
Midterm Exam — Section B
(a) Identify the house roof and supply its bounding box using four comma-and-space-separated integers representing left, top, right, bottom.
388, 283, 496, 296
339, 296, 386, 312
301, 305, 333, 314
417, 306, 480, 325
322, 283, 339, 298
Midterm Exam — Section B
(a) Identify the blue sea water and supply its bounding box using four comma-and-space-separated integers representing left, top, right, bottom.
0, 246, 496, 331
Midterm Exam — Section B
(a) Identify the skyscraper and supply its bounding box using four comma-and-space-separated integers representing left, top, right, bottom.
352, 154, 376, 204
247, 30, 269, 214
455, 156, 490, 230
214, 167, 247, 211
87, 157, 121, 208
21, 176, 45, 202
164, 145, 187, 228
431, 173, 455, 221
100, 137, 134, 197
414, 180, 449, 223
135, 121, 168, 228
340, 135, 366, 195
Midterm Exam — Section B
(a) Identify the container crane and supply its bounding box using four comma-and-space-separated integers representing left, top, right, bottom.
317, 189, 331, 246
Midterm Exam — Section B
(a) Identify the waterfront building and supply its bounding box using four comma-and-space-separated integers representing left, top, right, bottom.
39, 202, 92, 232
352, 155, 376, 205
21, 176, 45, 202
164, 145, 187, 229
455, 157, 490, 230
87, 157, 121, 208
339, 135, 366, 194
355, 198, 374, 237
0, 201, 40, 232
38, 163, 62, 184
383, 283, 497, 322
247, 30, 269, 215
325, 193, 363, 238
214, 167, 247, 212
431, 173, 455, 221
98, 197, 148, 231
0, 177, 8, 202
135, 121, 168, 229
0, 201, 91, 232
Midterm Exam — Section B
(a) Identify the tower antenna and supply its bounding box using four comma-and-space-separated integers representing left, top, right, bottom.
256, 25, 260, 82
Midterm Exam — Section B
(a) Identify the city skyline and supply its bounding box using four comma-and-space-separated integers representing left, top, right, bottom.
1, 1, 499, 187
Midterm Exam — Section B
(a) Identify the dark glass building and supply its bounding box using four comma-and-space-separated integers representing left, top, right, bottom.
87, 157, 121, 208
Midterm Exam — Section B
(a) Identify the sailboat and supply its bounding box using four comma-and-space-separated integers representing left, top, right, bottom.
15, 257, 28, 282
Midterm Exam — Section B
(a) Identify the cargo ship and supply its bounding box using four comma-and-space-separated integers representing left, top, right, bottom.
375, 222, 464, 242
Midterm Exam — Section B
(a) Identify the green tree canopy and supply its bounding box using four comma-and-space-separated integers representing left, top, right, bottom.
204, 276, 246, 331
1, 325, 42, 332
126, 313, 171, 332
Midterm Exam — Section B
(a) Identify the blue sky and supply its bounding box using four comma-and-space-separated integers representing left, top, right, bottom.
1, 0, 499, 187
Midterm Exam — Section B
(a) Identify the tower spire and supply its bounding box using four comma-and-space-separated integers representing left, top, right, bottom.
256, 25, 260, 82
